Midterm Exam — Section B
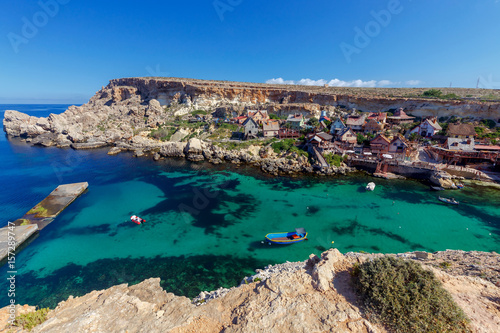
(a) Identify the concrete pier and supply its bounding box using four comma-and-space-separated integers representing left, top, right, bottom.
0, 182, 88, 262
13, 182, 88, 230
0, 224, 39, 262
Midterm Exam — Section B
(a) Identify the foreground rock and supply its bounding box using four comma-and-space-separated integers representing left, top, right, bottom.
2, 249, 499, 332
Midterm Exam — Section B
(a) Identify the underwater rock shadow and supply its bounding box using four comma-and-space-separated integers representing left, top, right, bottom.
328, 218, 427, 251
138, 173, 257, 234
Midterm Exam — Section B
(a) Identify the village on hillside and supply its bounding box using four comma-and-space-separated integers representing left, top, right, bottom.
214, 106, 499, 167
149, 99, 500, 179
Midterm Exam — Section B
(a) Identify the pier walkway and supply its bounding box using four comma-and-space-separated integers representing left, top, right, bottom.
0, 182, 88, 262
312, 146, 329, 169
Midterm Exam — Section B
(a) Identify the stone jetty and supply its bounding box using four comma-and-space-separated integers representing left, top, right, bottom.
0, 182, 88, 262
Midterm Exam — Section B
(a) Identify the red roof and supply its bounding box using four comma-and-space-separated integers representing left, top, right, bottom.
475, 145, 500, 151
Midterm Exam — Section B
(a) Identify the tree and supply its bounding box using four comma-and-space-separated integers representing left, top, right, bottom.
307, 117, 319, 127
356, 133, 366, 145
409, 132, 421, 142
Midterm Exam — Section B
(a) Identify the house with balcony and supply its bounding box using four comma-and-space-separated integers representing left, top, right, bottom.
389, 134, 409, 157
248, 110, 269, 124
364, 119, 385, 135
286, 114, 305, 130
345, 115, 366, 131
409, 117, 442, 137
330, 118, 347, 135
370, 134, 391, 154
445, 123, 476, 151
336, 127, 357, 147
263, 120, 279, 137
387, 108, 415, 125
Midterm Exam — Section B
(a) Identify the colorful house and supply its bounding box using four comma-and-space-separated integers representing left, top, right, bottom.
370, 134, 391, 154
336, 127, 357, 145
445, 123, 476, 151
286, 114, 305, 129
242, 117, 259, 138
248, 110, 269, 124
233, 116, 248, 124
263, 120, 280, 137
363, 119, 385, 134
330, 118, 347, 135
346, 115, 366, 131
409, 118, 442, 137
367, 112, 387, 124
389, 134, 409, 156
387, 108, 415, 125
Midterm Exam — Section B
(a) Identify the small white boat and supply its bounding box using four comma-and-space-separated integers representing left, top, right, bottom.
131, 215, 146, 225
366, 182, 376, 191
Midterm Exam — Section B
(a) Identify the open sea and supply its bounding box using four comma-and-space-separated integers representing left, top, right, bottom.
1, 104, 499, 308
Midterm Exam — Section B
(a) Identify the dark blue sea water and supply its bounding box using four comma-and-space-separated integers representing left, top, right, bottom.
1, 105, 499, 308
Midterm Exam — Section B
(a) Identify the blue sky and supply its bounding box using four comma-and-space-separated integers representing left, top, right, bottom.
0, 0, 499, 103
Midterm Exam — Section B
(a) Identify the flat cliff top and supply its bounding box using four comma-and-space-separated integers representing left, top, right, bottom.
113, 76, 500, 100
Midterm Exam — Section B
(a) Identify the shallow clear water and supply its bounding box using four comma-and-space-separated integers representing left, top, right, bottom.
1, 105, 499, 308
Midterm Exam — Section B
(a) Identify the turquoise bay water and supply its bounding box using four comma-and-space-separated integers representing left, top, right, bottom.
1, 105, 499, 308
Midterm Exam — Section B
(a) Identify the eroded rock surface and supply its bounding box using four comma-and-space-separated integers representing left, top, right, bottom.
2, 249, 498, 333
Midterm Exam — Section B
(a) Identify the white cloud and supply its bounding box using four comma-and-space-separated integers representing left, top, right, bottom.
266, 78, 422, 88
405, 80, 422, 86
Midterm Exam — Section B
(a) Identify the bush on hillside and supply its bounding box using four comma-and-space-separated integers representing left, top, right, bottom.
351, 256, 470, 333
14, 308, 50, 331
422, 89, 443, 98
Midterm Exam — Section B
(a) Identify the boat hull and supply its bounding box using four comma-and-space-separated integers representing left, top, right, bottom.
265, 231, 308, 244
438, 197, 459, 205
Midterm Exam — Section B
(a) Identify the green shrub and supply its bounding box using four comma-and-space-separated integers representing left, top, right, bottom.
192, 110, 207, 116
439, 261, 452, 269
271, 139, 296, 154
218, 123, 239, 131
13, 308, 50, 331
352, 256, 469, 332
356, 133, 366, 145
324, 153, 342, 167
480, 119, 497, 129
422, 89, 443, 98
149, 127, 176, 141
442, 93, 461, 100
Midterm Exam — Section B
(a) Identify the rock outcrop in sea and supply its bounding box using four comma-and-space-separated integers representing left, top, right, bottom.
1, 249, 498, 332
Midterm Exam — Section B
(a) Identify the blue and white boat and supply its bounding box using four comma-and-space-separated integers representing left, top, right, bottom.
265, 228, 308, 245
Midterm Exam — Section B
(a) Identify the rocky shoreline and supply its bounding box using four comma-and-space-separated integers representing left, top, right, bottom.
4, 77, 500, 180
3, 110, 355, 177
1, 249, 498, 332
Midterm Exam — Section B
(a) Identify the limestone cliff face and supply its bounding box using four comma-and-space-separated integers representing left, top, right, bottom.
3, 77, 500, 147
106, 77, 500, 118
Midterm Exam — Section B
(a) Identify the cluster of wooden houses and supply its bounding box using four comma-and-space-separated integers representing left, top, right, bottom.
231, 110, 305, 139
228, 108, 499, 166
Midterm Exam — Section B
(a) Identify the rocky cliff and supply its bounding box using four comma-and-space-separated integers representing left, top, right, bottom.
2, 249, 499, 333
3, 77, 500, 145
